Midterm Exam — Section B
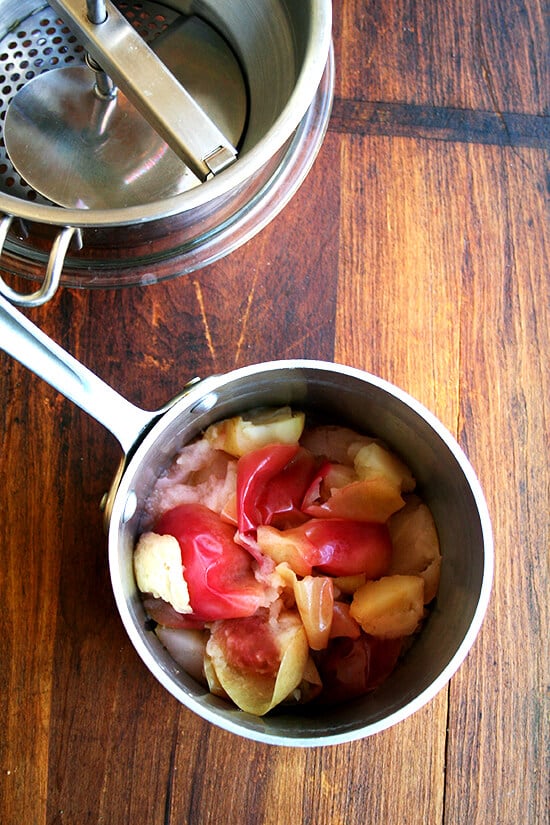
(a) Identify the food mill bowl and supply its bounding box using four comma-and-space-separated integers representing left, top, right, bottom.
0, 0, 334, 299
107, 360, 494, 747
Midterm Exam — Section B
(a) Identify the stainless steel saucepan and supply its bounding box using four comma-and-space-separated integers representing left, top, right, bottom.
0, 294, 493, 746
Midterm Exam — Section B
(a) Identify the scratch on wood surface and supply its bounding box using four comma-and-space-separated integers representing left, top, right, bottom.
163, 721, 179, 825
193, 279, 217, 368
279, 328, 317, 357
234, 268, 259, 366
140, 353, 171, 372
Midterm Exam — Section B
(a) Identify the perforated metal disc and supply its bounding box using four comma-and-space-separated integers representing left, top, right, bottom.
0, 2, 245, 208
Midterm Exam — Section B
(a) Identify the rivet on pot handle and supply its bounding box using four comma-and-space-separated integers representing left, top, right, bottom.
0, 215, 80, 307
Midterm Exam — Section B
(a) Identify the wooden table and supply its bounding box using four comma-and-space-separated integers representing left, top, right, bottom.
1, 1, 548, 822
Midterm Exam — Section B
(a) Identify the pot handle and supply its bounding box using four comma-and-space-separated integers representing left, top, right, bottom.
0, 292, 160, 453
0, 215, 79, 307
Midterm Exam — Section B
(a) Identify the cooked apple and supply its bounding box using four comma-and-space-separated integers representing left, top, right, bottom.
388, 495, 442, 603
205, 406, 305, 457
350, 575, 425, 638
354, 442, 416, 492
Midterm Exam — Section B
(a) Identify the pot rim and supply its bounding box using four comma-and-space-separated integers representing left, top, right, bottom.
0, 1, 332, 228
107, 359, 494, 747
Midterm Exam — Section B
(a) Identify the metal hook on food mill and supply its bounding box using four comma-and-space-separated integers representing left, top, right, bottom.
0, 217, 80, 307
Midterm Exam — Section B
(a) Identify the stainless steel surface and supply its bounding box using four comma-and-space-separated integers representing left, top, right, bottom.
0, 293, 157, 450
86, 0, 106, 23
0, 0, 331, 221
4, 67, 199, 208
109, 361, 493, 746
0, 222, 78, 306
152, 16, 247, 146
87, 55, 116, 98
0, 298, 494, 746
0, 0, 177, 206
0, 0, 333, 301
0, 54, 334, 306
3, 6, 245, 207
0, 49, 333, 304
51, 0, 237, 180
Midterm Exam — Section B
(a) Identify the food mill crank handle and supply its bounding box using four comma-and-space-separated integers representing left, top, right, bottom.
48, 0, 237, 180
0, 294, 158, 453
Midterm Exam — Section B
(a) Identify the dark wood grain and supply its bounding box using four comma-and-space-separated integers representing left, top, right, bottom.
0, 1, 548, 824
336, 0, 547, 114
329, 99, 549, 147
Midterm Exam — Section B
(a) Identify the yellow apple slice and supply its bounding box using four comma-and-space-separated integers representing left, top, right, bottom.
204, 407, 305, 457
354, 442, 416, 492
388, 496, 442, 603
350, 575, 425, 639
